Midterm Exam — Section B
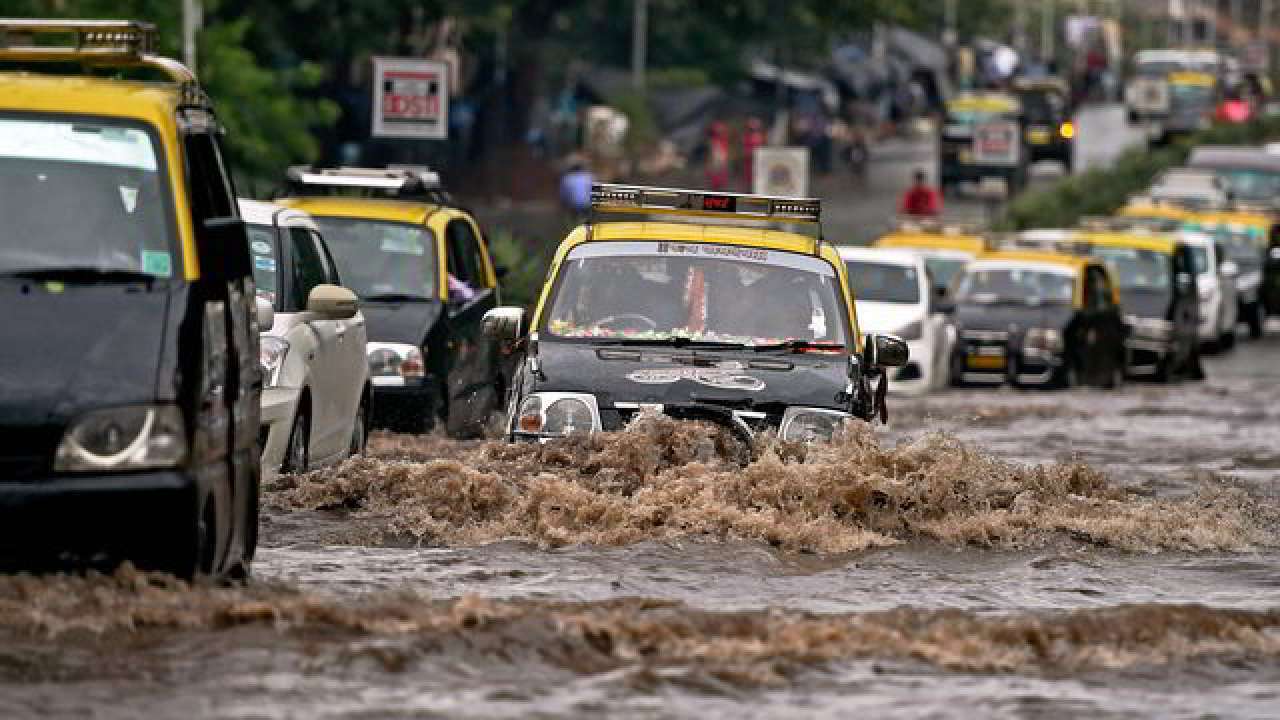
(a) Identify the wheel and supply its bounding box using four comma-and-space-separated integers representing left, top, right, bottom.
1247, 303, 1264, 339
282, 407, 309, 474
348, 393, 368, 458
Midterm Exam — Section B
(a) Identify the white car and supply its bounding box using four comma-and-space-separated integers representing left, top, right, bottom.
840, 247, 953, 394
1179, 230, 1240, 351
240, 199, 371, 479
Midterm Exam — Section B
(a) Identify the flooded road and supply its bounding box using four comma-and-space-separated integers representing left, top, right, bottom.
3, 328, 1278, 719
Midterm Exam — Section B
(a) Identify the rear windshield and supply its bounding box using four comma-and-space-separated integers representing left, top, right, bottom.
0, 115, 176, 278
846, 261, 921, 304
312, 217, 438, 300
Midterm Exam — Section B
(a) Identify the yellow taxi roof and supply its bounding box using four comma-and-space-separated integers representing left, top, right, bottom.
947, 93, 1020, 113
977, 249, 1092, 272
1117, 202, 1196, 222
875, 232, 988, 255
277, 196, 441, 225
1188, 209, 1271, 228
1074, 231, 1177, 254
1169, 70, 1216, 87
0, 73, 182, 125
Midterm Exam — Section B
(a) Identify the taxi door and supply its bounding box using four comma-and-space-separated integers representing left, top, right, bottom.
439, 216, 500, 435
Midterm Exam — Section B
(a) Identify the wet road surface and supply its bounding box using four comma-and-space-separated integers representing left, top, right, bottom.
1, 326, 1277, 719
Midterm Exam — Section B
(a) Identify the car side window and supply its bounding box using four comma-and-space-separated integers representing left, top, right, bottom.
308, 229, 341, 286
289, 227, 327, 309
445, 219, 488, 303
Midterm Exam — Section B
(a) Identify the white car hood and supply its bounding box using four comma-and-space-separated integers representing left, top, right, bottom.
855, 301, 925, 336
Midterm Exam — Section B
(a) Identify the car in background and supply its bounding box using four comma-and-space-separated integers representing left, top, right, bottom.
1012, 76, 1076, 172
938, 92, 1030, 195
280, 167, 505, 436
1187, 210, 1270, 338
1186, 146, 1280, 209
839, 247, 953, 395
0, 19, 259, 578
873, 225, 987, 300
949, 250, 1127, 389
482, 184, 908, 444
240, 200, 369, 480
1154, 71, 1219, 146
1147, 168, 1230, 210
1178, 230, 1240, 351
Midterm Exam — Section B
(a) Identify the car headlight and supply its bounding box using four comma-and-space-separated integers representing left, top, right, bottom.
894, 320, 923, 341
516, 393, 601, 437
54, 405, 188, 472
367, 342, 425, 383
260, 336, 289, 388
779, 407, 852, 443
1125, 315, 1174, 340
1024, 327, 1064, 353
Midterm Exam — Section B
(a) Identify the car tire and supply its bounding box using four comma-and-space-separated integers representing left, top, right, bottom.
349, 393, 369, 458
1247, 303, 1264, 339
1186, 345, 1207, 381
228, 465, 260, 582
282, 407, 309, 475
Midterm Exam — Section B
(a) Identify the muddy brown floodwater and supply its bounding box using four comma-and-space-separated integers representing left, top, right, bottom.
2, 330, 1279, 719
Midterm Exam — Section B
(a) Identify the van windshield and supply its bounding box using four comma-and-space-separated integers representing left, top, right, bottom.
0, 116, 175, 279
312, 217, 438, 300
543, 241, 849, 347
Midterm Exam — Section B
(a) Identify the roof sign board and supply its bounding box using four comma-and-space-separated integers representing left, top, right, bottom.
372, 57, 448, 140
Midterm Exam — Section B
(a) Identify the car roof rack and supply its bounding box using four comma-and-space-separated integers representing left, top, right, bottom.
283, 165, 451, 204
0, 18, 197, 85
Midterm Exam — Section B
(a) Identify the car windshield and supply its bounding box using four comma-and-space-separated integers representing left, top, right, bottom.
1203, 225, 1264, 268
312, 217, 437, 299
246, 224, 280, 306
923, 256, 969, 292
1212, 169, 1280, 203
543, 240, 849, 347
846, 261, 920, 303
1019, 91, 1065, 123
0, 115, 175, 278
1170, 84, 1213, 107
1088, 246, 1172, 292
955, 266, 1075, 305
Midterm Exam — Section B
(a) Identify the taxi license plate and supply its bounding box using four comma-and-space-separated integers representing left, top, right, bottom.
967, 354, 1007, 370
1027, 127, 1051, 145
958, 149, 974, 163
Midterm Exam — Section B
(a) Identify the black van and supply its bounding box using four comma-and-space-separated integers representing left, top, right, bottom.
0, 21, 261, 577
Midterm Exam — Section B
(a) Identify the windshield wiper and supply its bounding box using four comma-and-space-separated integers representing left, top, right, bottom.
361, 292, 432, 303
602, 336, 748, 349
1, 267, 159, 284
751, 340, 846, 353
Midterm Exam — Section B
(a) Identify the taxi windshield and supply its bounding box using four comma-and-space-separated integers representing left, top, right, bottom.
955, 266, 1075, 306
1213, 169, 1280, 203
1088, 246, 1172, 292
312, 217, 437, 300
846, 261, 920, 304
1170, 83, 1213, 106
922, 256, 969, 292
0, 115, 175, 279
543, 241, 849, 347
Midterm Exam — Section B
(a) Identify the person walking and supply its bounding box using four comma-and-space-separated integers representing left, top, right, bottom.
740, 117, 766, 192
899, 169, 943, 217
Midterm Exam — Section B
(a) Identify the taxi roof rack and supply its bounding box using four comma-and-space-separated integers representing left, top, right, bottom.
283, 165, 451, 204
0, 18, 196, 84
891, 216, 985, 236
590, 183, 821, 223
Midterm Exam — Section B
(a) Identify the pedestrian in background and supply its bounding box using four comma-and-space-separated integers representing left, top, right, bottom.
899, 169, 942, 217
706, 121, 731, 191
741, 117, 765, 192
560, 158, 594, 221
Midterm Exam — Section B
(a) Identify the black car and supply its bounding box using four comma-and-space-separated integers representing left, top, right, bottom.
949, 251, 1127, 389
1070, 233, 1204, 381
938, 93, 1031, 195
0, 21, 261, 578
482, 185, 908, 445
1013, 77, 1075, 172
280, 167, 505, 436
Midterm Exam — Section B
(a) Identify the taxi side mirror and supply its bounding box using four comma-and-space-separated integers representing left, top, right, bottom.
255, 296, 275, 331
863, 333, 909, 368
307, 284, 359, 320
483, 306, 525, 341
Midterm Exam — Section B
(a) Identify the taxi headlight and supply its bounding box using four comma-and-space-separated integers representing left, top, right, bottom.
260, 336, 289, 388
1024, 327, 1064, 353
780, 407, 851, 443
54, 405, 188, 472
1125, 315, 1174, 340
895, 320, 923, 341
516, 393, 601, 437
367, 342, 425, 380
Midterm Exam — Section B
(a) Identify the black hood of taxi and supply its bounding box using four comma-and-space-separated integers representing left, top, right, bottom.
0, 282, 169, 425
954, 302, 1074, 336
1118, 288, 1174, 320
531, 340, 849, 412
360, 300, 443, 346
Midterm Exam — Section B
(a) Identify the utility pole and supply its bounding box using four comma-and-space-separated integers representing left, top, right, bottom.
631, 0, 647, 90
943, 0, 958, 48
182, 0, 200, 70
1041, 0, 1056, 64
1014, 0, 1029, 55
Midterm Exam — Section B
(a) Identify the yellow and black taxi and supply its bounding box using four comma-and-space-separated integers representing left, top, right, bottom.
1185, 209, 1271, 338
480, 185, 908, 444
873, 223, 987, 300
948, 250, 1127, 389
938, 92, 1030, 195
1011, 76, 1076, 172
1062, 230, 1204, 381
0, 20, 261, 577
279, 167, 504, 436
1154, 71, 1218, 146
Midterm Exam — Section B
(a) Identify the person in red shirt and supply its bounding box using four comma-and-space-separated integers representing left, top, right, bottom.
899, 169, 943, 217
